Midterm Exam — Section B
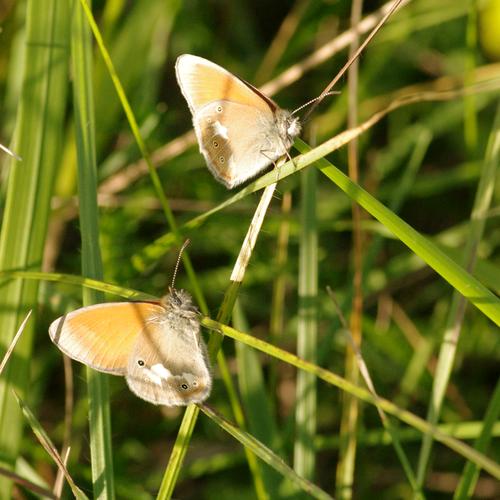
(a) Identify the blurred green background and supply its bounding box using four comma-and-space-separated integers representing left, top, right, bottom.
0, 0, 499, 498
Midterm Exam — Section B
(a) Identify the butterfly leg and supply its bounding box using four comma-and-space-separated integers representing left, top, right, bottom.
260, 149, 295, 184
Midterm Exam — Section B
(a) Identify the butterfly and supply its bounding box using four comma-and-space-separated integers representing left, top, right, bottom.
175, 54, 301, 188
49, 288, 211, 406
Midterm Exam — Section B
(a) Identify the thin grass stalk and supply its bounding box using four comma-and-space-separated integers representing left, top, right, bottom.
133, 82, 499, 272
415, 101, 500, 488
254, 0, 310, 85
200, 404, 333, 500
327, 291, 419, 493
15, 394, 88, 499
76, 0, 206, 313
53, 353, 74, 497
202, 317, 500, 480
0, 312, 31, 377
336, 1, 363, 496
293, 167, 318, 479
454, 379, 500, 499
292, 136, 500, 324
464, 0, 478, 153
71, 1, 115, 497
269, 191, 292, 398
0, 0, 69, 496
0, 465, 55, 499
361, 128, 432, 277
158, 185, 277, 499
234, 300, 283, 498
215, 349, 269, 500
315, 421, 500, 450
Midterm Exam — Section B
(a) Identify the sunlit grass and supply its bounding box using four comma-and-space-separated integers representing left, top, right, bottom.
0, 0, 498, 498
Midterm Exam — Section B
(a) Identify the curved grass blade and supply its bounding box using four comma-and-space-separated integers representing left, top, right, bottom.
292, 139, 500, 325
132, 83, 499, 272
201, 317, 500, 480
14, 394, 88, 499
416, 100, 500, 487
0, 270, 155, 301
454, 380, 500, 499
200, 404, 333, 500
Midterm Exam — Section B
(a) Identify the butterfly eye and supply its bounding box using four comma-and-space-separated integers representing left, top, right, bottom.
137, 359, 145, 367
216, 105, 223, 113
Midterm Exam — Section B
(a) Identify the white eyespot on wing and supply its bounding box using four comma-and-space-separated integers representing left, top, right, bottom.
143, 367, 163, 387
151, 363, 172, 381
213, 121, 229, 140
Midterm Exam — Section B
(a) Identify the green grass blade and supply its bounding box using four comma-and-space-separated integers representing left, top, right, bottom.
416, 100, 500, 487
200, 404, 333, 500
156, 404, 199, 499
202, 317, 500, 480
14, 394, 88, 499
294, 167, 318, 479
159, 185, 278, 497
71, 1, 115, 496
454, 379, 500, 499
0, 270, 155, 301
77, 0, 207, 313
131, 85, 498, 272
292, 139, 500, 325
0, 0, 69, 496
234, 301, 283, 498
315, 421, 500, 449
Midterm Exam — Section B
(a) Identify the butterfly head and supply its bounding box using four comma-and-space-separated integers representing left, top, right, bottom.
275, 109, 301, 149
163, 288, 199, 315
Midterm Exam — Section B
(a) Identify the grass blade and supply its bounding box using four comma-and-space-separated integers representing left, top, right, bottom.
454, 380, 500, 499
159, 185, 278, 498
0, 0, 69, 495
202, 317, 500, 480
234, 301, 283, 498
14, 394, 88, 499
200, 404, 333, 500
71, 2, 115, 496
416, 101, 500, 487
292, 138, 500, 324
294, 167, 318, 479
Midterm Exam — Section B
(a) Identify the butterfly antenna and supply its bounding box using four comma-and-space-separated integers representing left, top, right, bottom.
291, 92, 340, 117
302, 0, 405, 122
171, 239, 191, 290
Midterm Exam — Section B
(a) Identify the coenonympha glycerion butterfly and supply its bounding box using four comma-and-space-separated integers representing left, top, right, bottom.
49, 287, 211, 406
176, 54, 301, 188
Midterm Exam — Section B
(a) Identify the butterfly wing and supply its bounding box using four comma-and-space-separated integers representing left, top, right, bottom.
176, 55, 295, 188
175, 54, 276, 115
195, 100, 287, 188
49, 302, 165, 375
125, 311, 211, 406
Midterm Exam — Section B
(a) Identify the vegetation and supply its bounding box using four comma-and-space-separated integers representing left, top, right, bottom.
0, 0, 499, 498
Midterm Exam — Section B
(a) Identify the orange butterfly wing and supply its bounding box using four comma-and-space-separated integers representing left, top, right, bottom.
49, 302, 165, 374
175, 54, 275, 115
